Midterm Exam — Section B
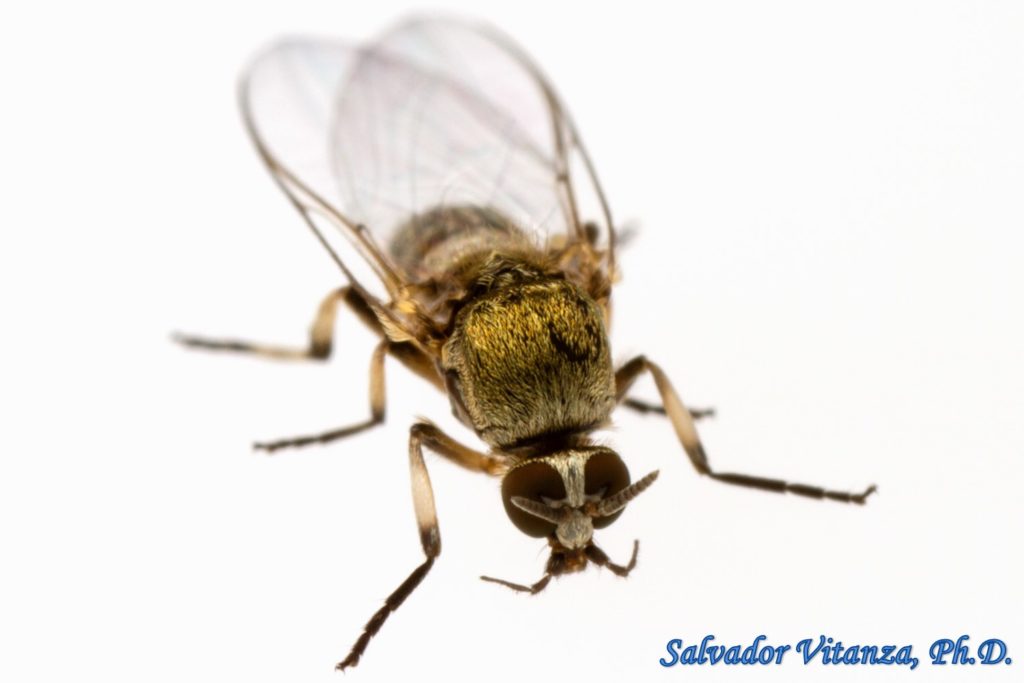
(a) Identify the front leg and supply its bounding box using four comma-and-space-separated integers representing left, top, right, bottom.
335, 422, 442, 671
336, 422, 494, 670
614, 356, 876, 505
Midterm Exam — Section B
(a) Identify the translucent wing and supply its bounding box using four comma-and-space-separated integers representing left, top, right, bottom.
340, 18, 617, 282
241, 39, 405, 300
241, 17, 616, 336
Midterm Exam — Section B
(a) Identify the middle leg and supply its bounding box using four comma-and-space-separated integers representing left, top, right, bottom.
255, 340, 390, 453
617, 356, 714, 420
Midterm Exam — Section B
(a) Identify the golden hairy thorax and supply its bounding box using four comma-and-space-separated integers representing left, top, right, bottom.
442, 270, 616, 451
387, 205, 616, 450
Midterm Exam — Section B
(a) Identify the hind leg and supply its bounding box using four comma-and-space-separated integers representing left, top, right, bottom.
174, 286, 376, 361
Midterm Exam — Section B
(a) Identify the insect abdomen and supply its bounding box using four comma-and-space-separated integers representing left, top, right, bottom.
388, 205, 527, 282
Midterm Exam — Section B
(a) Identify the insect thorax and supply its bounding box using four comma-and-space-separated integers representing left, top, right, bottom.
442, 263, 616, 451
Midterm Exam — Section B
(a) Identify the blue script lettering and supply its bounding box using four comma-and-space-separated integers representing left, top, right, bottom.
930, 635, 972, 665
659, 635, 788, 666
660, 639, 682, 667
978, 639, 1007, 665
797, 635, 827, 664
798, 635, 917, 669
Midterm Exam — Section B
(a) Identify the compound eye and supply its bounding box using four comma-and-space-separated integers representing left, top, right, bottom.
585, 449, 631, 529
501, 460, 566, 537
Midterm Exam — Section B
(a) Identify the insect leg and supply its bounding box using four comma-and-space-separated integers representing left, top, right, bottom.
254, 340, 389, 453
585, 540, 640, 577
621, 398, 715, 420
387, 342, 445, 391
480, 549, 565, 595
615, 359, 714, 421
174, 286, 375, 361
479, 573, 552, 594
616, 356, 877, 505
407, 422, 507, 475
337, 419, 446, 671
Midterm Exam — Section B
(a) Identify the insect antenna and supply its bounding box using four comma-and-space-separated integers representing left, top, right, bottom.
510, 496, 568, 523
593, 470, 659, 517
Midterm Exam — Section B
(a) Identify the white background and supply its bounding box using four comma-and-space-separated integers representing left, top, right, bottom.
2, 1, 1022, 681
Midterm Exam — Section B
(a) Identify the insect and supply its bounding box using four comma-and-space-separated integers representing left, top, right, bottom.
176, 17, 876, 671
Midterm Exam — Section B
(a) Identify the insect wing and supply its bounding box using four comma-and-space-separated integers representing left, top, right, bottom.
241, 19, 616, 306
242, 38, 435, 347
336, 18, 618, 284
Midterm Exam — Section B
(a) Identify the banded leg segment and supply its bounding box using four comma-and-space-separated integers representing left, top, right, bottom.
621, 398, 715, 420
336, 422, 489, 670
174, 286, 375, 361
178, 286, 447, 452
255, 340, 389, 453
614, 356, 876, 505
616, 360, 714, 419
407, 422, 506, 476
